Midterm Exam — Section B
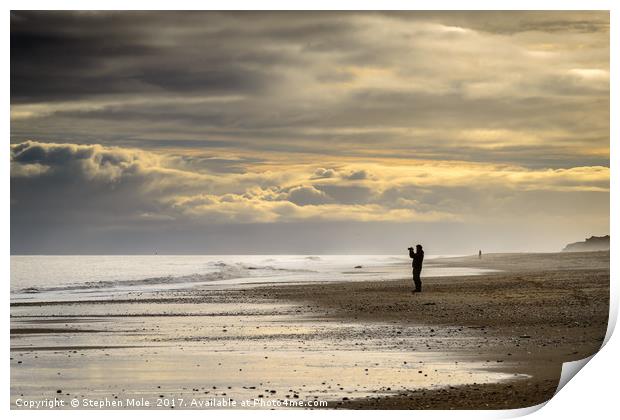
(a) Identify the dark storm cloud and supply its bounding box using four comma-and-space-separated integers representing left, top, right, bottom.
10, 11, 278, 103
11, 13, 155, 102
11, 12, 609, 141
10, 10, 371, 103
12, 11, 606, 103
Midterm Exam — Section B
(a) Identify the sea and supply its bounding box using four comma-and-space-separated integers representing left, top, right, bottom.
10, 255, 496, 302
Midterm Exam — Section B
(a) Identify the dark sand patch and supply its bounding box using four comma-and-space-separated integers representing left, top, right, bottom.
11, 328, 104, 334
331, 380, 559, 409
11, 345, 156, 352
13, 317, 109, 324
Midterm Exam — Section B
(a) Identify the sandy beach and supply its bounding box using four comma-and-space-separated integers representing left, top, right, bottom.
10, 251, 609, 410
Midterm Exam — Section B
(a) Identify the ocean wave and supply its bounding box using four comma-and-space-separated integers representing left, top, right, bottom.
14, 262, 315, 294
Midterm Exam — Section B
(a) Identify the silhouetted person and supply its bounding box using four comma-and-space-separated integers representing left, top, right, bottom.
408, 244, 424, 293
479, 250, 482, 259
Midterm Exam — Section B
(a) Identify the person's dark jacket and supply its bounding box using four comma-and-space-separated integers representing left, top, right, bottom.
409, 248, 424, 272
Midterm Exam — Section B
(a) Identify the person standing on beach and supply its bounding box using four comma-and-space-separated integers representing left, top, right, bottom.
408, 244, 424, 293
479, 250, 482, 259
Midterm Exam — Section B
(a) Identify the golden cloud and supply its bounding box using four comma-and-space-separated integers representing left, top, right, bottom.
11, 141, 609, 225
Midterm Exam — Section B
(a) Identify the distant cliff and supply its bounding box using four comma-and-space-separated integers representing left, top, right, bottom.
562, 235, 610, 252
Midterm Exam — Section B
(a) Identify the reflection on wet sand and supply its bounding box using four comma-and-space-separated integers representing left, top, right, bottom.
11, 301, 524, 408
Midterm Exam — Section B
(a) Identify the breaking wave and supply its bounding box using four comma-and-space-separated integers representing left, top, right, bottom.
15, 262, 314, 294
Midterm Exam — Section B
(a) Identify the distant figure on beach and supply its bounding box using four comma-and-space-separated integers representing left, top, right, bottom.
408, 244, 424, 293
479, 250, 482, 259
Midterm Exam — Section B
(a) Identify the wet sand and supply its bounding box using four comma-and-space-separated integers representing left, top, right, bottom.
10, 251, 609, 409
260, 251, 610, 408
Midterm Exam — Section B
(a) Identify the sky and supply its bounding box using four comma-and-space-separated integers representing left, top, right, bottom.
10, 11, 609, 254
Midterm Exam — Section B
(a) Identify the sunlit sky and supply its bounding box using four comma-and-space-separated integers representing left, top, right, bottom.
10, 11, 609, 254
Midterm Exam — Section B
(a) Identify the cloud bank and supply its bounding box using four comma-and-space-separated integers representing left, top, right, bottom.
11, 140, 608, 230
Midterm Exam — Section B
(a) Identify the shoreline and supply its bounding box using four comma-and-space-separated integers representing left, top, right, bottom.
11, 251, 609, 409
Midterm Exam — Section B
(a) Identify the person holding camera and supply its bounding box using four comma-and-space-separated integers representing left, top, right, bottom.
408, 244, 424, 293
